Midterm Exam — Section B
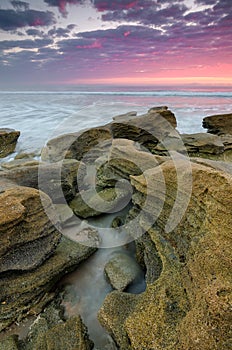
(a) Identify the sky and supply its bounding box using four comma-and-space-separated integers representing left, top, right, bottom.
0, 0, 231, 88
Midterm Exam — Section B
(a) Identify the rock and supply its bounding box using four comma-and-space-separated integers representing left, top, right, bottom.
0, 159, 80, 203
0, 185, 61, 273
98, 291, 138, 350
181, 133, 224, 155
203, 112, 232, 135
33, 316, 94, 350
0, 128, 20, 158
96, 138, 167, 188
135, 232, 163, 284
0, 335, 19, 350
70, 186, 132, 219
113, 111, 137, 120
53, 204, 74, 224
110, 108, 177, 151
42, 107, 177, 164
1, 159, 39, 170
15, 151, 39, 160
19, 297, 93, 350
99, 160, 232, 350
104, 253, 141, 291
191, 157, 232, 175
0, 235, 97, 331
41, 127, 112, 163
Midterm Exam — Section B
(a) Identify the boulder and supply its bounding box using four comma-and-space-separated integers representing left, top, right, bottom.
70, 186, 132, 219
1, 159, 39, 170
41, 107, 177, 164
181, 133, 224, 154
104, 253, 142, 291
0, 159, 80, 203
0, 186, 61, 273
203, 112, 232, 135
99, 160, 232, 350
0, 235, 97, 331
0, 335, 19, 350
11, 297, 94, 350
41, 127, 112, 163
0, 128, 20, 158
96, 139, 167, 188
110, 107, 177, 151
33, 316, 94, 350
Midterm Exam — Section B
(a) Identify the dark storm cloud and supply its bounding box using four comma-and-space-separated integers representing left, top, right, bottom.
0, 9, 56, 31
11, 1, 30, 11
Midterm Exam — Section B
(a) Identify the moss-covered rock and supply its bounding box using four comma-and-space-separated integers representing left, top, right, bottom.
0, 128, 20, 158
104, 253, 141, 291
0, 335, 19, 350
70, 186, 132, 218
34, 316, 94, 350
203, 112, 232, 135
0, 159, 80, 203
99, 160, 232, 350
0, 235, 97, 331
0, 185, 61, 273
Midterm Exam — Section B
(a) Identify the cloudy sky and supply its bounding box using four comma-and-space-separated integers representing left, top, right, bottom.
0, 0, 231, 88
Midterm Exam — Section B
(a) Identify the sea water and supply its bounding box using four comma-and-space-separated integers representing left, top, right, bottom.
0, 87, 231, 348
0, 87, 231, 157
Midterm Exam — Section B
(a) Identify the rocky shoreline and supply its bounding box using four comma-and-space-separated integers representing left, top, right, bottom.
0, 107, 231, 349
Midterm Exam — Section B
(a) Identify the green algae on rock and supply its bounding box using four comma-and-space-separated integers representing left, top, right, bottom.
104, 253, 142, 291
0, 128, 20, 158
0, 233, 98, 331
99, 160, 232, 350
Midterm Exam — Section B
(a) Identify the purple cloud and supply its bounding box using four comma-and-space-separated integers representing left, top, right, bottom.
11, 1, 30, 11
43, 0, 84, 16
0, 9, 56, 31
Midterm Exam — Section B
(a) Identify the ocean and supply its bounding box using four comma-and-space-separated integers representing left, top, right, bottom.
0, 87, 232, 158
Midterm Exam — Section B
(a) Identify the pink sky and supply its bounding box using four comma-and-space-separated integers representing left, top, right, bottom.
0, 0, 231, 88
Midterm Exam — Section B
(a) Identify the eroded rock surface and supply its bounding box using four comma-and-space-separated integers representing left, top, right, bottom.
0, 128, 20, 158
99, 160, 232, 350
203, 112, 232, 135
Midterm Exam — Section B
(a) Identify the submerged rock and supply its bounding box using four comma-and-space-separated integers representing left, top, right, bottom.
203, 112, 232, 135
0, 128, 20, 158
104, 253, 141, 291
99, 160, 232, 350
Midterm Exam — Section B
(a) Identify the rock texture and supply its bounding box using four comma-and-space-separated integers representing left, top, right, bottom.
41, 107, 177, 164
41, 127, 112, 163
203, 113, 232, 135
98, 160, 232, 350
0, 183, 98, 331
0, 128, 20, 158
0, 186, 61, 273
0, 235, 97, 331
104, 253, 141, 291
70, 186, 132, 219
1, 298, 94, 350
0, 159, 80, 203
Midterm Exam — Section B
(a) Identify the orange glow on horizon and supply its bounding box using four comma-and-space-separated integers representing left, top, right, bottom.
68, 76, 232, 87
